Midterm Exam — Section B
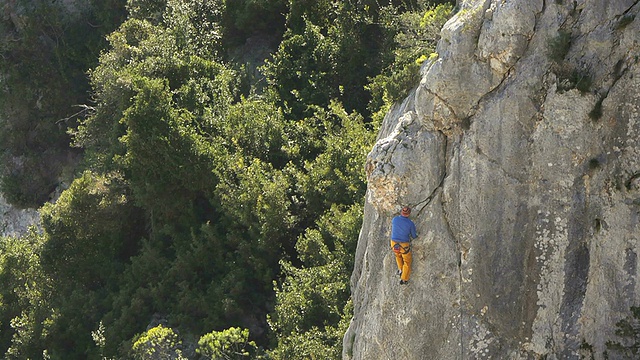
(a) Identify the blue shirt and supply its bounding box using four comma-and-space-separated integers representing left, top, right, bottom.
391, 215, 417, 242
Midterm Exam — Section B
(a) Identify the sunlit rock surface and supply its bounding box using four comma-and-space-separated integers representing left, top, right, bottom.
345, 0, 640, 358
0, 194, 39, 238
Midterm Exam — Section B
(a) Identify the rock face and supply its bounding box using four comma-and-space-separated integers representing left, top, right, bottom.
345, 0, 640, 359
0, 194, 39, 238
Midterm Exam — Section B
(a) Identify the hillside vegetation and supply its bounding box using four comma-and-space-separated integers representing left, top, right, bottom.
0, 0, 452, 358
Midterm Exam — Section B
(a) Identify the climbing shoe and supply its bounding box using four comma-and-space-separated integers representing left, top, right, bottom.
396, 270, 402, 276
400, 280, 409, 285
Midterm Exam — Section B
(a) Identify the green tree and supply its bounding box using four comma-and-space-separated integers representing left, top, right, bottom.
132, 325, 186, 360
0, 0, 126, 207
74, 2, 293, 354
197, 327, 262, 359
40, 171, 144, 289
268, 259, 353, 359
36, 171, 145, 359
265, 99, 373, 358
367, 2, 453, 112
262, 18, 340, 119
220, 98, 290, 167
298, 102, 374, 216
265, 0, 443, 120
268, 204, 364, 358
0, 230, 52, 359
223, 0, 287, 45
118, 76, 219, 219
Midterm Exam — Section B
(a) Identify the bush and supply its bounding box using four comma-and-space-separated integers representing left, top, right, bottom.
547, 30, 572, 64
605, 306, 640, 358
197, 327, 263, 359
0, 230, 51, 359
0, 0, 125, 208
366, 3, 454, 110
132, 325, 186, 360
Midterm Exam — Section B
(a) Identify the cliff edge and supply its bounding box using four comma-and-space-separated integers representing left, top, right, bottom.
345, 0, 640, 358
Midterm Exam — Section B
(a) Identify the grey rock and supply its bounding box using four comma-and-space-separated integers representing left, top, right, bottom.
345, 0, 640, 359
0, 194, 39, 238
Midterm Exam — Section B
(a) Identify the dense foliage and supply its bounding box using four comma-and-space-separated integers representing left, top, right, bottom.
0, 0, 452, 358
0, 0, 127, 208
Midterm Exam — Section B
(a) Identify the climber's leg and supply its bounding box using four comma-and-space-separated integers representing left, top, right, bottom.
401, 251, 412, 282
391, 240, 404, 273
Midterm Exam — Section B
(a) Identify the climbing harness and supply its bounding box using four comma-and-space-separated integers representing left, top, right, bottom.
392, 242, 411, 255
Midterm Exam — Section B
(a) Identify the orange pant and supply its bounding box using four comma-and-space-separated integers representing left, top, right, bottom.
391, 240, 412, 281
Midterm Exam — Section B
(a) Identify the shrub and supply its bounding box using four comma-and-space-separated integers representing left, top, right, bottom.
605, 306, 640, 358
615, 14, 635, 30
0, 0, 125, 208
132, 325, 186, 360
547, 30, 572, 64
197, 327, 262, 360
366, 3, 453, 111
589, 97, 604, 121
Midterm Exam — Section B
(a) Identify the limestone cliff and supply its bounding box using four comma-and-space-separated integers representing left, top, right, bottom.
345, 0, 640, 359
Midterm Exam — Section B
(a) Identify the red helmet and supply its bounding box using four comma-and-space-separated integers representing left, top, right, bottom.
401, 206, 411, 216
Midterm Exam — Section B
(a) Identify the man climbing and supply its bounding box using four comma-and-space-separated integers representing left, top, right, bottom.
391, 206, 417, 285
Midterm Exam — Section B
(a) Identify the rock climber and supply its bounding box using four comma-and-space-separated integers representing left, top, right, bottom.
391, 206, 417, 285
